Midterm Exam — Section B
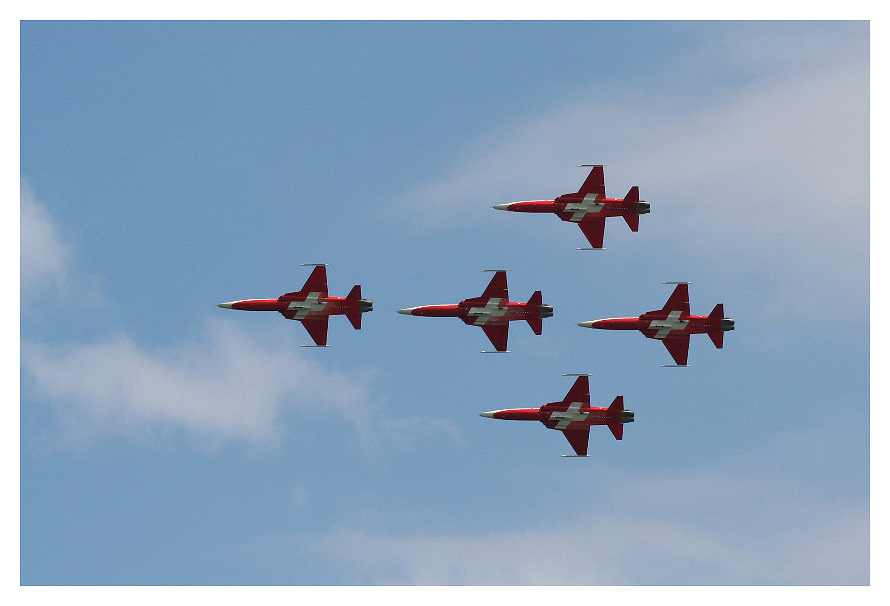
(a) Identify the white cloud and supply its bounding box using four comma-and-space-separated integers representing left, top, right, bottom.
19, 191, 461, 450
21, 319, 374, 447
311, 481, 868, 585
20, 179, 71, 296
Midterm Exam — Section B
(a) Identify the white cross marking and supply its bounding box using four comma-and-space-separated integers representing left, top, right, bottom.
548, 401, 589, 429
648, 310, 689, 339
468, 298, 508, 325
287, 292, 328, 319
564, 193, 605, 222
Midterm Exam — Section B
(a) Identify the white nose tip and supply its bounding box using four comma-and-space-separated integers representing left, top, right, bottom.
479, 411, 496, 418
577, 321, 595, 328
492, 203, 511, 210
397, 308, 415, 315
218, 302, 235, 309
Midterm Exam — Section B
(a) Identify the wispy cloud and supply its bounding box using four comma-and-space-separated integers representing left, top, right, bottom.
20, 179, 71, 296
385, 30, 867, 320
19, 190, 459, 449
311, 477, 868, 585
21, 319, 373, 447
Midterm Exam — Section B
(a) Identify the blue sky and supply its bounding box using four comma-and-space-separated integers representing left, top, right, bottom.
19, 20, 869, 587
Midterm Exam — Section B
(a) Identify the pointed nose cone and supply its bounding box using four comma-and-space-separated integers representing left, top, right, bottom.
218, 302, 236, 309
493, 203, 512, 210
578, 320, 596, 328
398, 307, 416, 315
479, 411, 496, 418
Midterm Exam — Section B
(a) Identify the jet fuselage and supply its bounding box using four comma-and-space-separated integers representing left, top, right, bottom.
480, 406, 635, 426
584, 313, 735, 337
495, 195, 650, 222
219, 297, 373, 315
398, 300, 554, 322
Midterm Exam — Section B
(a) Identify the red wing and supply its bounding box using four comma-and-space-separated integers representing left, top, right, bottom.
562, 427, 590, 456
284, 265, 328, 299
579, 219, 606, 249
541, 375, 590, 413
662, 335, 690, 366
479, 270, 508, 301
577, 165, 605, 197
661, 283, 690, 315
480, 323, 509, 352
300, 316, 329, 346
562, 375, 590, 407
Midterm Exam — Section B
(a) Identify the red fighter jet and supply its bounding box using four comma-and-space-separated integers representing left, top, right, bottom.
218, 264, 372, 347
493, 165, 649, 250
578, 282, 735, 366
480, 374, 634, 457
397, 270, 553, 353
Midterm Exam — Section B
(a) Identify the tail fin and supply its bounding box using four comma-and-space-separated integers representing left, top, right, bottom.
346, 285, 362, 329
622, 186, 640, 232
707, 304, 724, 348
607, 395, 624, 440
526, 290, 543, 335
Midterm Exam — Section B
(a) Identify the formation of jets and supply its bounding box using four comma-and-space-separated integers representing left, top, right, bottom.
219, 166, 733, 455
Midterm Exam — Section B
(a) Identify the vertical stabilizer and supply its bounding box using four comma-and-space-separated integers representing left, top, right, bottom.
623, 212, 640, 232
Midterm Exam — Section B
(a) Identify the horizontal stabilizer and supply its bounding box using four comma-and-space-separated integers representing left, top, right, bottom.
608, 423, 623, 440
347, 312, 362, 330
623, 212, 640, 232
623, 185, 639, 203
708, 304, 725, 348
346, 284, 362, 300
526, 290, 544, 335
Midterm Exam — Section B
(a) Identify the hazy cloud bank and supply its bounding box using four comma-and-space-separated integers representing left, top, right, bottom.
311, 484, 868, 585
